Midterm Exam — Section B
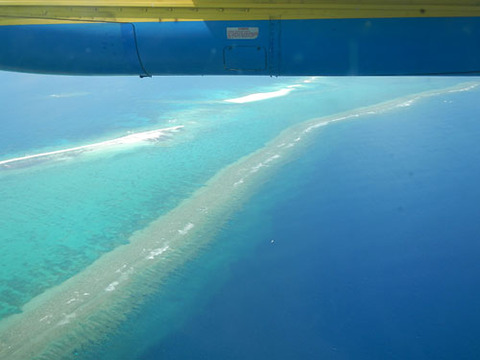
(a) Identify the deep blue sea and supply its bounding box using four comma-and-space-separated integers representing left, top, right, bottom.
156, 89, 480, 360
1, 73, 479, 359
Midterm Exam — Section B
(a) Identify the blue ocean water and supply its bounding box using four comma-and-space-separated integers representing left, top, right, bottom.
1, 73, 479, 359
97, 81, 480, 360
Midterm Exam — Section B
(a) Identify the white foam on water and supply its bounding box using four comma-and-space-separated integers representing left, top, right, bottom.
198, 206, 209, 213
448, 83, 478, 93
178, 223, 194, 235
146, 246, 170, 260
0, 125, 184, 168
39, 315, 52, 323
250, 163, 265, 173
248, 154, 280, 175
265, 154, 281, 164
397, 99, 415, 107
104, 266, 136, 292
304, 121, 328, 133
233, 178, 245, 187
105, 281, 120, 292
56, 313, 76, 326
115, 264, 128, 274
233, 155, 280, 187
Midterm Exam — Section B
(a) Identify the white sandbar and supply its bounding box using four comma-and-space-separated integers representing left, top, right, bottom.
0, 125, 184, 167
224, 88, 293, 104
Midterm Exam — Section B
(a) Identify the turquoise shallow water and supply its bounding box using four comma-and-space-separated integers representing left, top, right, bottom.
0, 73, 478, 358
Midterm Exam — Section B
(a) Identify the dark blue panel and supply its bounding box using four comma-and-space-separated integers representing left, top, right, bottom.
224, 46, 266, 71
1, 17, 480, 76
134, 21, 271, 75
0, 23, 144, 75
279, 18, 480, 75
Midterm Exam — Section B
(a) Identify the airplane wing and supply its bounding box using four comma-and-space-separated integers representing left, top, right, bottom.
1, 0, 480, 76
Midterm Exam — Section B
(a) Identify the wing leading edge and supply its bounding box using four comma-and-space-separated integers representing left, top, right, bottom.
1, 1, 480, 76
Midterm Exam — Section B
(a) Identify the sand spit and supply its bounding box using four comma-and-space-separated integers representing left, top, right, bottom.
224, 77, 319, 103
224, 88, 294, 103
0, 82, 477, 359
0, 125, 184, 169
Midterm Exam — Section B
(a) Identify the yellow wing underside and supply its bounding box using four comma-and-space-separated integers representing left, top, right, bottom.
1, 0, 480, 26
